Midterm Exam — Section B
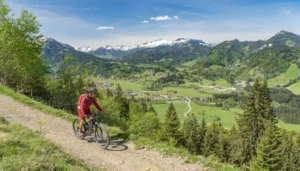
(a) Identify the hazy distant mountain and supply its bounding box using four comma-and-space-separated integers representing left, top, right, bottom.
76, 38, 211, 59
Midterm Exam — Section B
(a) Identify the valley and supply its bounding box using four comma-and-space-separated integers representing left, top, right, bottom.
35, 28, 300, 133
2, 0, 300, 169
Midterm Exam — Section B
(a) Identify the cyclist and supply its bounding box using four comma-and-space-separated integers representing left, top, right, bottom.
77, 88, 104, 134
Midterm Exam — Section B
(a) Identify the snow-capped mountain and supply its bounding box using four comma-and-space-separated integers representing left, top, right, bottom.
76, 38, 210, 53
139, 39, 171, 48
76, 46, 93, 52
104, 45, 139, 51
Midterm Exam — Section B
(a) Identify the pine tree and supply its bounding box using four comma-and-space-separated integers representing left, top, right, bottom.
197, 118, 206, 155
280, 130, 294, 171
228, 126, 246, 165
105, 88, 113, 97
237, 79, 265, 164
129, 100, 142, 117
216, 129, 230, 162
140, 99, 148, 114
164, 103, 181, 141
113, 84, 129, 119
250, 122, 283, 171
114, 84, 123, 103
258, 80, 277, 124
203, 122, 220, 157
148, 104, 157, 115
291, 133, 300, 171
182, 113, 200, 154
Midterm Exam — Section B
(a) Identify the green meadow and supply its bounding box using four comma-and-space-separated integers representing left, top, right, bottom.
268, 64, 300, 87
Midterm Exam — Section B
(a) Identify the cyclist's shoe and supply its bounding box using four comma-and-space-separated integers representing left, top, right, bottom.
78, 130, 84, 136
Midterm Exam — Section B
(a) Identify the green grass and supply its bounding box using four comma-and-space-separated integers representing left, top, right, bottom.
190, 103, 242, 128
133, 137, 242, 171
95, 78, 144, 91
201, 79, 232, 87
0, 85, 75, 122
154, 101, 300, 131
161, 87, 211, 97
210, 65, 223, 69
181, 59, 198, 67
153, 102, 241, 128
268, 64, 300, 87
278, 120, 300, 131
0, 117, 103, 171
248, 67, 265, 79
153, 103, 188, 121
288, 81, 300, 95
286, 39, 296, 47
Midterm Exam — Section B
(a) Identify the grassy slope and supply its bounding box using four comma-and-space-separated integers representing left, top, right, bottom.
288, 81, 300, 95
0, 86, 243, 170
0, 85, 75, 122
268, 64, 300, 87
0, 117, 102, 171
133, 138, 243, 171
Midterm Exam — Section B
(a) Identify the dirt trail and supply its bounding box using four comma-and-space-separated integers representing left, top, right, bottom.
184, 98, 192, 118
0, 94, 204, 171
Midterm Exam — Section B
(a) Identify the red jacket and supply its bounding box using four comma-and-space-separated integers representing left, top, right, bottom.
77, 94, 103, 115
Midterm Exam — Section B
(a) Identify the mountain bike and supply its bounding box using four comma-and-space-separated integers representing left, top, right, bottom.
72, 113, 110, 149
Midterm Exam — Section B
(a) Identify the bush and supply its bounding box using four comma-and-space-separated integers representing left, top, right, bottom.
129, 112, 160, 138
98, 97, 128, 130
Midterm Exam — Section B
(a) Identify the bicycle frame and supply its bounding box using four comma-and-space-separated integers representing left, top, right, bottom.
83, 114, 101, 135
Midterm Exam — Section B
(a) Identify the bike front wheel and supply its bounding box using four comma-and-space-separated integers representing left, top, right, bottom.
94, 124, 110, 149
72, 118, 85, 140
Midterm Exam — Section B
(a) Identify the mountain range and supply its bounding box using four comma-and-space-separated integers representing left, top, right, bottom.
41, 30, 300, 82
75, 38, 211, 59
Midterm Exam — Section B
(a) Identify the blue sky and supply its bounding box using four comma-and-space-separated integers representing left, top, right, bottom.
6, 0, 300, 48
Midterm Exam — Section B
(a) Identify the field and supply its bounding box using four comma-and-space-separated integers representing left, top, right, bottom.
189, 103, 241, 128
153, 102, 188, 121
95, 74, 300, 132
154, 102, 300, 131
268, 64, 300, 87
0, 117, 102, 171
153, 102, 241, 128
288, 81, 300, 95
277, 120, 300, 132
95, 78, 144, 91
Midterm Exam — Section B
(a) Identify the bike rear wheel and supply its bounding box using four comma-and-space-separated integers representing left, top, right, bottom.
94, 124, 110, 149
72, 118, 85, 140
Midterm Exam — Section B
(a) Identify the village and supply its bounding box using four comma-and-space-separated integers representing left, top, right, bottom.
94, 80, 252, 103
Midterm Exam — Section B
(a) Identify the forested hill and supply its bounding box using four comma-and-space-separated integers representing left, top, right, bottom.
41, 37, 116, 77
192, 31, 300, 82
42, 37, 110, 65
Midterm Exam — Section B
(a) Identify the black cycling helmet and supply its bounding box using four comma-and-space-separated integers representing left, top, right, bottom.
85, 88, 95, 94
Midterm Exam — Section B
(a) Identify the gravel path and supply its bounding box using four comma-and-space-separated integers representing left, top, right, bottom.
0, 94, 204, 171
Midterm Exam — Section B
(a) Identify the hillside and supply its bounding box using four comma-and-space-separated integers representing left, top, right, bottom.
41, 37, 116, 77
0, 90, 206, 171
192, 31, 300, 82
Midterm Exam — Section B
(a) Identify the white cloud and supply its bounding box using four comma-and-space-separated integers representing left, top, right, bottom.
96, 26, 115, 30
150, 15, 171, 21
174, 16, 179, 20
141, 20, 149, 24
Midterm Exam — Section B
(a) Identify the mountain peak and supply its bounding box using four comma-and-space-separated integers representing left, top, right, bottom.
268, 30, 300, 47
275, 30, 294, 36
